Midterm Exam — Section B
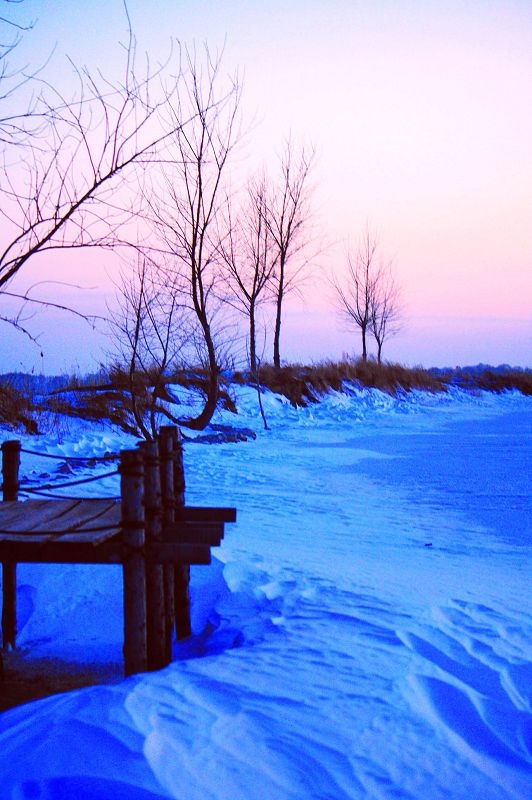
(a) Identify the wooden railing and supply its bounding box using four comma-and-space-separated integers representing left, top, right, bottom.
0, 426, 236, 676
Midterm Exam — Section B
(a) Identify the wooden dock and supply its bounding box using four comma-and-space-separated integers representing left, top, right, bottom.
0, 427, 236, 677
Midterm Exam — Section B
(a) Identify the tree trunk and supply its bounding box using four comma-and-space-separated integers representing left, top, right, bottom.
361, 324, 368, 361
273, 287, 283, 369
377, 340, 383, 364
249, 302, 257, 373
181, 316, 219, 430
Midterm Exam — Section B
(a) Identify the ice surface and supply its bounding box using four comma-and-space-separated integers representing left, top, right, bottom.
0, 385, 531, 799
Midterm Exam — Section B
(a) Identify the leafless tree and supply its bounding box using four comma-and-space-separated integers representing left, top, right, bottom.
333, 230, 378, 361
219, 176, 277, 373
266, 141, 315, 368
144, 45, 242, 430
108, 256, 191, 439
0, 6, 187, 334
370, 267, 401, 363
333, 229, 401, 362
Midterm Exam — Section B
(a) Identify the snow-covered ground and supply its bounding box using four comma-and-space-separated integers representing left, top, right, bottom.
0, 385, 531, 800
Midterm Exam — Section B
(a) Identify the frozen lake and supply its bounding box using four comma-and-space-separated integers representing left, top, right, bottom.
1, 387, 531, 799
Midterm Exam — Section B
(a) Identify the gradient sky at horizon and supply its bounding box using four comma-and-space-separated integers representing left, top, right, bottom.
1, 0, 531, 373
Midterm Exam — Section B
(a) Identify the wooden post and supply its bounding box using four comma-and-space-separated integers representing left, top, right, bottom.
120, 449, 147, 676
172, 427, 191, 640
139, 440, 166, 671
158, 426, 176, 663
2, 440, 20, 650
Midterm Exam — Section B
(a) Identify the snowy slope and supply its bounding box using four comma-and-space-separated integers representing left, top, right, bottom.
0, 385, 531, 800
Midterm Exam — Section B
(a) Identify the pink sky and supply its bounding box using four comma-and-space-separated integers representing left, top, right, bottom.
1, 0, 531, 372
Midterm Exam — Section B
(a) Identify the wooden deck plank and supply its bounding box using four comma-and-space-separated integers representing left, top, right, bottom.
0, 533, 56, 544
0, 499, 120, 537
34, 499, 120, 533
0, 499, 51, 525
52, 528, 121, 545
0, 527, 121, 545
0, 499, 82, 532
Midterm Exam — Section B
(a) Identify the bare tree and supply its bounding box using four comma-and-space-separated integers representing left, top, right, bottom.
333, 229, 378, 361
144, 46, 242, 430
108, 256, 191, 439
0, 7, 187, 332
266, 141, 314, 368
219, 176, 276, 372
370, 266, 401, 363
333, 229, 401, 362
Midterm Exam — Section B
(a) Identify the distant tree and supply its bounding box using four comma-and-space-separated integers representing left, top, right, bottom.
219, 175, 277, 373
333, 229, 401, 362
370, 266, 401, 363
333, 229, 378, 361
266, 141, 315, 368
143, 46, 242, 430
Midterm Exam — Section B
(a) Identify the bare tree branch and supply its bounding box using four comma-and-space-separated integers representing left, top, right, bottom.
0, 17, 188, 299
218, 175, 277, 372
332, 227, 401, 362
141, 44, 242, 429
265, 140, 315, 368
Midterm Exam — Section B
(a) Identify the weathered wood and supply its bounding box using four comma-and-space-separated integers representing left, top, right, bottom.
0, 540, 124, 563
2, 440, 20, 649
146, 543, 211, 565
163, 522, 224, 545
0, 433, 235, 679
0, 540, 210, 564
170, 427, 191, 640
0, 497, 120, 547
5, 498, 83, 532
47, 528, 120, 545
139, 441, 166, 672
174, 506, 236, 523
120, 449, 147, 676
158, 427, 176, 662
0, 498, 120, 533
36, 498, 118, 532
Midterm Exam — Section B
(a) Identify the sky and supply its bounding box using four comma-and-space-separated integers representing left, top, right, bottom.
1, 0, 531, 373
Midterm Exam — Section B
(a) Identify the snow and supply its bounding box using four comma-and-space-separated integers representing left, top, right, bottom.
0, 385, 531, 799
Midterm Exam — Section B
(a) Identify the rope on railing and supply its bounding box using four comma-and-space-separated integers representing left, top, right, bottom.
20, 448, 119, 462
18, 470, 120, 493
18, 489, 121, 499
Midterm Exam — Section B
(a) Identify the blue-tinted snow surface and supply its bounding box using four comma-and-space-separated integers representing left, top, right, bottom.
0, 387, 531, 800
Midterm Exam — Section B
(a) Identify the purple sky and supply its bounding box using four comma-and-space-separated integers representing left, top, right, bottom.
1, 0, 530, 372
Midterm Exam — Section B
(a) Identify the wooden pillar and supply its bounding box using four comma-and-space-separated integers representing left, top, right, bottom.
158, 426, 176, 663
172, 427, 191, 640
139, 440, 166, 671
120, 449, 147, 676
2, 440, 20, 650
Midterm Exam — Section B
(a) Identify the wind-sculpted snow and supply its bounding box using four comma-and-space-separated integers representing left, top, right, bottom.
0, 386, 531, 799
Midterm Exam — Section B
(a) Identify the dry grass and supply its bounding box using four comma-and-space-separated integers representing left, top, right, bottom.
0, 361, 529, 435
440, 367, 532, 396
234, 358, 446, 406
45, 366, 237, 435
0, 379, 38, 433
